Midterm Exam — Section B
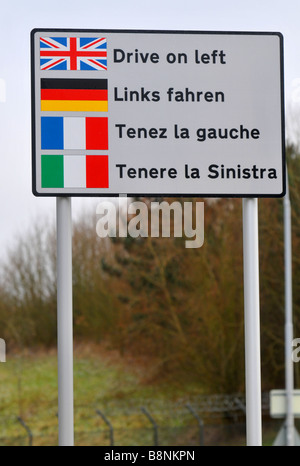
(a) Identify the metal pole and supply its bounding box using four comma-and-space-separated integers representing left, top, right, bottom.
186, 403, 204, 446
96, 409, 114, 446
17, 416, 33, 446
56, 197, 74, 446
141, 407, 159, 446
284, 167, 294, 446
242, 198, 262, 446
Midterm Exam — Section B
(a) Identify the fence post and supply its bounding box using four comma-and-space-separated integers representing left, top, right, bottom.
17, 416, 33, 446
186, 403, 204, 446
96, 409, 114, 446
141, 407, 159, 446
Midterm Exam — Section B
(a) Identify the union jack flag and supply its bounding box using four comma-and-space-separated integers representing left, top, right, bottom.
40, 37, 107, 71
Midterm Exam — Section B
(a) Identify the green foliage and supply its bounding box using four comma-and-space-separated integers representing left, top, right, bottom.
0, 220, 57, 347
0, 146, 299, 394
104, 199, 245, 393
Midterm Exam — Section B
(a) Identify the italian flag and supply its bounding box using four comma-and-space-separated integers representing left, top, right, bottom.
41, 154, 109, 188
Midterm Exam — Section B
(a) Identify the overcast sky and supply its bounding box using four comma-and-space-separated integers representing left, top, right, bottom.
0, 0, 300, 259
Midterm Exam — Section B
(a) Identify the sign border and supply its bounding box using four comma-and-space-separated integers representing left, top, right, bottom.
31, 28, 286, 198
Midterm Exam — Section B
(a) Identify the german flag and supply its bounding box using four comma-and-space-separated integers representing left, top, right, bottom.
41, 78, 108, 112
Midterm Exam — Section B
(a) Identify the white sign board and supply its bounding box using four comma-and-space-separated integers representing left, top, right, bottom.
31, 29, 285, 197
270, 389, 300, 418
0, 338, 5, 362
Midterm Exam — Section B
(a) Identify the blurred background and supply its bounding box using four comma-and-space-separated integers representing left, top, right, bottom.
0, 0, 300, 446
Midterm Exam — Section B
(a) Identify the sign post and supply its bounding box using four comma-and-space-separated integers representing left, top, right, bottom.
56, 196, 74, 446
31, 29, 285, 446
243, 198, 262, 445
284, 168, 294, 446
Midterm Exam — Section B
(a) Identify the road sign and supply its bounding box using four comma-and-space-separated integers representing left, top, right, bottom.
270, 389, 300, 446
270, 390, 300, 418
0, 338, 5, 362
31, 29, 285, 197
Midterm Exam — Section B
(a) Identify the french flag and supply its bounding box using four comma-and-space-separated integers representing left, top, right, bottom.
41, 116, 108, 150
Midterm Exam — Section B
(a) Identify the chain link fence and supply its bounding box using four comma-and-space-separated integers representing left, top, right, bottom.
0, 392, 291, 446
